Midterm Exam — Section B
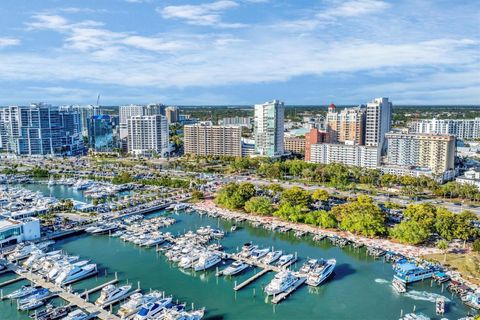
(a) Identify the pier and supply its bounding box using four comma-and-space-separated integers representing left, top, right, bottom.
0, 276, 24, 289
79, 278, 119, 299
234, 268, 270, 291
8, 265, 120, 320
271, 277, 306, 304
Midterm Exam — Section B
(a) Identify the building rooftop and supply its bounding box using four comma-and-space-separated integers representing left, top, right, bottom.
0, 218, 20, 231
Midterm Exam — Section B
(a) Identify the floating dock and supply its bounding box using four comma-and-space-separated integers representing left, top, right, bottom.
0, 276, 25, 288
234, 268, 270, 291
79, 278, 119, 299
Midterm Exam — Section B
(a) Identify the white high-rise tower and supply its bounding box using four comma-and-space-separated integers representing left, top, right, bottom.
254, 99, 285, 157
365, 97, 392, 153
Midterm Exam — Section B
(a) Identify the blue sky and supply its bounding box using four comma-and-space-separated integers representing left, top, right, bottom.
0, 0, 478, 105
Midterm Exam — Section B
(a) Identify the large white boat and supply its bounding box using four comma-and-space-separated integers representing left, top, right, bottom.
73, 179, 94, 191
48, 260, 89, 280
134, 297, 173, 320
306, 258, 336, 287
250, 248, 270, 260
299, 259, 319, 274
264, 271, 298, 296
276, 254, 294, 267
117, 291, 162, 318
261, 251, 282, 265
95, 284, 132, 306
194, 253, 221, 271
55, 264, 97, 285
222, 261, 249, 276
6, 285, 37, 299
62, 309, 89, 320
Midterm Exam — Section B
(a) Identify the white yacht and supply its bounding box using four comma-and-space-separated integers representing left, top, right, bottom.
55, 264, 97, 285
299, 259, 319, 274
178, 254, 200, 269
194, 253, 221, 271
95, 284, 132, 306
48, 260, 89, 280
276, 254, 295, 267
261, 251, 282, 265
134, 297, 172, 320
264, 271, 298, 296
62, 309, 89, 320
250, 248, 270, 260
223, 261, 249, 276
118, 291, 162, 318
306, 259, 336, 287
6, 285, 37, 299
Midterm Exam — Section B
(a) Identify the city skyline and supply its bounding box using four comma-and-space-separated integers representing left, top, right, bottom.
0, 0, 478, 105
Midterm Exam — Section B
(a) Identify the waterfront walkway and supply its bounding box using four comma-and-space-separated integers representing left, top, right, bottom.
8, 265, 120, 320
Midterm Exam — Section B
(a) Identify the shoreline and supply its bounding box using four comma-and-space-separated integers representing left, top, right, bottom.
191, 199, 480, 293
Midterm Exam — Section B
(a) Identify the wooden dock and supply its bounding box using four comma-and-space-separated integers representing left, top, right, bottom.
271, 277, 306, 304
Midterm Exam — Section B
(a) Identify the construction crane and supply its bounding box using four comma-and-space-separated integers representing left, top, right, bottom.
96, 94, 100, 106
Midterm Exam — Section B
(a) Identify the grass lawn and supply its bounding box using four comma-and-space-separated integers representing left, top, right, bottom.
423, 252, 480, 286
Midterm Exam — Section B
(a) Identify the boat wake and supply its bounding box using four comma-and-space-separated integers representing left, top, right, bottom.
403, 290, 450, 303
374, 278, 390, 284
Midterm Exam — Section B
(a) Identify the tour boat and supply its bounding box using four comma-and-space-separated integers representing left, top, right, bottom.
394, 262, 437, 284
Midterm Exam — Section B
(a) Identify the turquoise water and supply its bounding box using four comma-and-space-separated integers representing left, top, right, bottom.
1, 209, 476, 320
21, 183, 90, 203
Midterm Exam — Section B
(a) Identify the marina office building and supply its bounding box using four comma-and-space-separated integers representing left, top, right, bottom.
0, 218, 40, 248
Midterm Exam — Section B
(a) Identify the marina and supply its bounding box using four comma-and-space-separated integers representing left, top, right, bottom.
0, 184, 477, 319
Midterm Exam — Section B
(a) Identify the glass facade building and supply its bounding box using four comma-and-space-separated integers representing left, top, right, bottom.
87, 115, 116, 152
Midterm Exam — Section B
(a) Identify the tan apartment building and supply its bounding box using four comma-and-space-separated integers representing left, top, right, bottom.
184, 123, 242, 157
284, 136, 306, 154
325, 104, 366, 145
385, 132, 455, 174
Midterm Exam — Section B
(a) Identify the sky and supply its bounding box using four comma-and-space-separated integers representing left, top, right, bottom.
0, 0, 479, 105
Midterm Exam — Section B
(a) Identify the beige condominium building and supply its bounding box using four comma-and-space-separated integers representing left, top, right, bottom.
284, 136, 306, 154
184, 123, 242, 157
385, 132, 455, 174
325, 104, 366, 145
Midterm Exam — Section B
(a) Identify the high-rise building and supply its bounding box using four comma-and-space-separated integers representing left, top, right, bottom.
127, 115, 169, 157
309, 142, 380, 168
385, 132, 455, 174
325, 104, 366, 145
119, 104, 166, 139
409, 118, 480, 140
219, 116, 253, 129
87, 115, 115, 152
184, 123, 242, 157
165, 106, 179, 124
61, 105, 101, 136
0, 108, 7, 152
0, 104, 84, 156
254, 99, 285, 157
305, 128, 327, 162
284, 136, 306, 154
365, 97, 392, 152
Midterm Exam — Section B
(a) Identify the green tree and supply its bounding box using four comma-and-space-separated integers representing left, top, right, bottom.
191, 190, 204, 201
316, 210, 338, 228
311, 189, 329, 202
280, 186, 311, 208
453, 211, 478, 248
473, 239, 480, 252
434, 208, 456, 240
331, 195, 386, 237
244, 196, 273, 215
390, 220, 431, 244
437, 239, 449, 262
274, 203, 305, 222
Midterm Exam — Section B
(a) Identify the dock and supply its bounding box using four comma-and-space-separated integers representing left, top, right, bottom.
271, 277, 306, 304
0, 276, 25, 288
79, 278, 119, 298
234, 268, 270, 291
8, 265, 120, 320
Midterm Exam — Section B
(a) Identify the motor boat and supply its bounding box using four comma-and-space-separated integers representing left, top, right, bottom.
306, 259, 336, 287
194, 253, 221, 271
30, 305, 71, 320
276, 254, 295, 267
299, 259, 319, 274
250, 248, 270, 260
19, 288, 50, 305
223, 261, 249, 276
62, 309, 89, 320
134, 297, 173, 320
392, 278, 407, 293
95, 284, 132, 306
6, 285, 38, 299
261, 251, 282, 265
55, 264, 97, 285
118, 291, 162, 318
264, 271, 298, 296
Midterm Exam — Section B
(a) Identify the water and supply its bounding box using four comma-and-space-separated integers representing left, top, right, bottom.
0, 184, 476, 319
1, 210, 475, 320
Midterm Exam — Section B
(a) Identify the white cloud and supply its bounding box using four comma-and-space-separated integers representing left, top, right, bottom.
318, 0, 390, 19
0, 37, 20, 48
159, 1, 246, 28
26, 14, 69, 30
